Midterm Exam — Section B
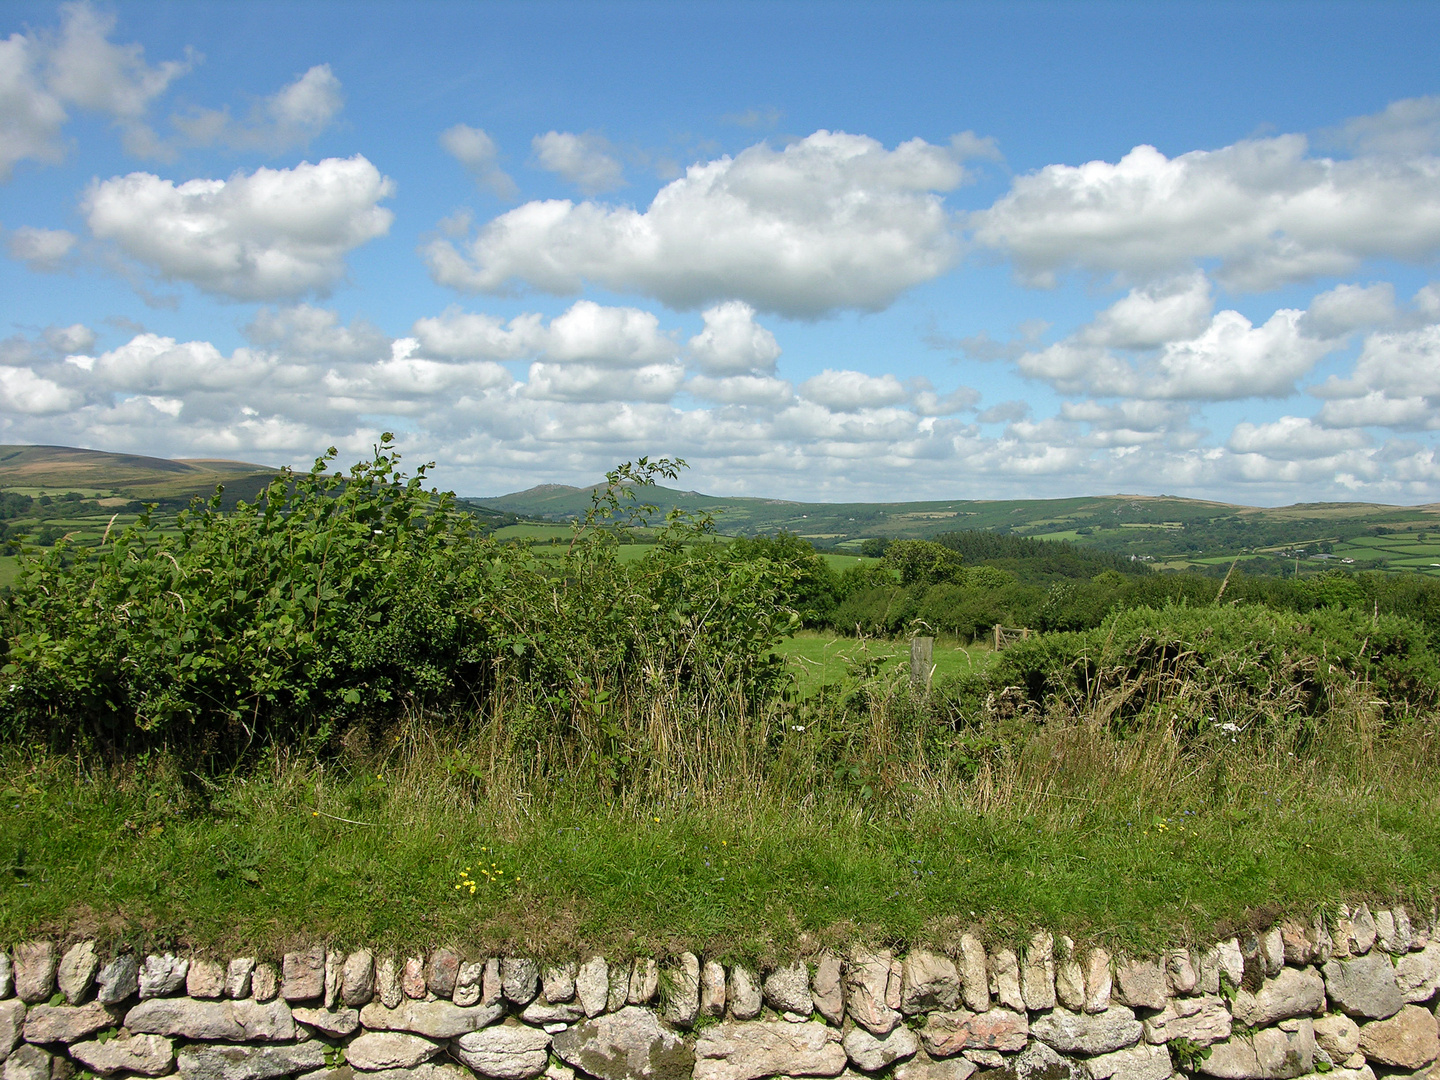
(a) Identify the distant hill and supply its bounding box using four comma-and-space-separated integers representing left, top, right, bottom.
0, 445, 278, 505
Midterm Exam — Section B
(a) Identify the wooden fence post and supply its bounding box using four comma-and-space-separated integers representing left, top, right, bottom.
910, 636, 934, 691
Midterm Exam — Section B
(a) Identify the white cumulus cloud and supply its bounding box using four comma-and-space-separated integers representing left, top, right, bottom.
686, 301, 781, 375
423, 130, 964, 318
531, 131, 625, 194
798, 369, 909, 411
83, 155, 395, 300
6, 225, 77, 272
1228, 416, 1370, 460
172, 64, 343, 154
973, 132, 1440, 292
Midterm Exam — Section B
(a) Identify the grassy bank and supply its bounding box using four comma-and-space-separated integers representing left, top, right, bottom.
5, 688, 1437, 963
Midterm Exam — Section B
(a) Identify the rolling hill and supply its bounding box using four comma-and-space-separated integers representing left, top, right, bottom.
0, 444, 278, 504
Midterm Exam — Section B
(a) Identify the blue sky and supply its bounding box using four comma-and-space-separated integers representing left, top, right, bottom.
2, 1, 1440, 503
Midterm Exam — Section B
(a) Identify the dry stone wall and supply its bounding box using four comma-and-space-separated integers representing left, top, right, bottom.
5, 905, 1440, 1080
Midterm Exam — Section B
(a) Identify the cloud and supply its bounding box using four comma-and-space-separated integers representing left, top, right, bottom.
949, 131, 1003, 162
422, 130, 964, 318
973, 132, 1440, 291
440, 124, 517, 200
1017, 286, 1340, 401
83, 156, 395, 301
1299, 282, 1397, 338
531, 131, 625, 194
246, 304, 390, 361
686, 301, 781, 375
1313, 323, 1440, 431
798, 369, 909, 411
410, 300, 676, 367
976, 400, 1030, 424
523, 360, 684, 403
6, 226, 77, 272
172, 64, 343, 154
1228, 415, 1370, 460
0, 2, 192, 178
1327, 96, 1440, 158
687, 373, 794, 407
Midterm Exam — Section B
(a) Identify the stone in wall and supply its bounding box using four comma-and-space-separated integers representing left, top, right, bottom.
176, 1040, 328, 1080
1000, 1040, 1088, 1080
1313, 1014, 1361, 1059
959, 934, 989, 1013
21, 1002, 119, 1044
68, 1033, 174, 1077
1021, 932, 1056, 1012
403, 956, 426, 1000
426, 949, 460, 1000
3, 1044, 52, 1080
0, 999, 26, 1062
225, 959, 255, 1001
291, 1006, 360, 1036
453, 1024, 552, 1080
1085, 947, 1113, 1014
56, 944, 98, 1006
504, 958, 540, 1006
920, 1007, 1029, 1057
1088, 1041, 1174, 1080
94, 956, 138, 1006
0, 955, 12, 1001
1114, 958, 1168, 1010
455, 961, 486, 1008
188, 959, 226, 1000
1056, 938, 1084, 1012
12, 944, 57, 1005
1396, 943, 1440, 1003
692, 1019, 841, 1080
577, 957, 609, 1019
989, 949, 1024, 1012
543, 962, 577, 1005
554, 1006, 694, 1080
902, 950, 961, 1015
844, 1023, 920, 1071
810, 954, 842, 1025
1323, 954, 1404, 1020
359, 999, 505, 1038
1143, 994, 1232, 1046
1030, 1005, 1143, 1055
281, 949, 325, 1002
726, 967, 761, 1022
1167, 948, 1199, 995
1356, 1004, 1440, 1069
846, 948, 901, 1035
1232, 968, 1326, 1027
342, 950, 375, 1008
762, 962, 811, 1017
1199, 1020, 1316, 1080
664, 954, 700, 1028
124, 998, 295, 1042
347, 1031, 443, 1071
895, 1050, 978, 1080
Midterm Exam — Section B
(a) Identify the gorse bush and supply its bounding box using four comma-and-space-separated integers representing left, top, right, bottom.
0, 441, 806, 756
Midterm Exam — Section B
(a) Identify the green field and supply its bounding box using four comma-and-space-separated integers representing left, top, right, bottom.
773, 630, 995, 695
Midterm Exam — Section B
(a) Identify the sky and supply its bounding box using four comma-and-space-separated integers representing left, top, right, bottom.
2, 1, 1440, 504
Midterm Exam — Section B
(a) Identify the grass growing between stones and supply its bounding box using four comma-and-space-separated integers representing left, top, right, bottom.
3, 686, 1438, 962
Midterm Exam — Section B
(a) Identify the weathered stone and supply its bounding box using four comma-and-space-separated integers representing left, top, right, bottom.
988, 949, 1023, 1012
1201, 940, 1246, 996
1009, 1042, 1088, 1080
124, 997, 295, 1042
1282, 922, 1321, 966
1394, 909, 1415, 954
1056, 962, 1086, 1012
888, 959, 903, 1011
1263, 929, 1286, 977
811, 954, 841, 1025
701, 961, 727, 1020
1143, 994, 1232, 1046
1234, 967, 1327, 1027
1199, 1021, 1316, 1080
1397, 943, 1440, 1003
521, 997, 587, 1025
1298, 1068, 1374, 1080
763, 962, 812, 1017
426, 949, 460, 1000
847, 949, 901, 1035
281, 948, 325, 1002
919, 1008, 1029, 1057
545, 1062, 575, 1080
1358, 1005, 1440, 1068
553, 1006, 694, 1080
664, 953, 701, 1028
844, 1023, 919, 1071
1313, 1014, 1361, 1058
626, 959, 657, 1007
0, 955, 10, 1001
21, 1001, 119, 1044
577, 957, 609, 1018
454, 1025, 552, 1080
895, 1050, 977, 1080
727, 966, 761, 1022
692, 1019, 841, 1080
1324, 954, 1405, 1020
175, 1042, 327, 1080
13, 944, 57, 1005
0, 1000, 24, 1062
342, 949, 374, 1008
402, 956, 426, 1000
1114, 958, 1169, 1010
70, 1032, 174, 1076
963, 1049, 1005, 1068
1087, 1041, 1173, 1080
375, 956, 401, 1010
1022, 932, 1057, 1012
1332, 910, 1357, 960
358, 999, 506, 1038
3, 1044, 51, 1080
250, 963, 278, 1004
454, 961, 484, 1008
94, 955, 138, 1007
225, 958, 255, 1000
56, 943, 98, 1006
1086, 947, 1114, 1014
900, 951, 960, 1016
346, 1032, 442, 1072
299, 1065, 468, 1080
1031, 1005, 1143, 1055
1166, 948, 1199, 995
138, 954, 189, 1000
1352, 907, 1379, 956
1377, 912, 1400, 955
291, 1006, 360, 1036
958, 935, 988, 1013
323, 950, 342, 1010
188, 959, 227, 1000
483, 958, 503, 1007
543, 962, 577, 1005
